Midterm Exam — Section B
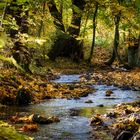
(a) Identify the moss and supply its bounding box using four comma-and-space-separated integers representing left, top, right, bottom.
0, 121, 33, 140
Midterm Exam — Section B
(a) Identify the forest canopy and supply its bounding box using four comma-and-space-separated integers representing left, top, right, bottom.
0, 0, 140, 71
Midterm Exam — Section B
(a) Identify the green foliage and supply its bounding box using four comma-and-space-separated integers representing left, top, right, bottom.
0, 32, 6, 49
0, 55, 24, 71
73, 5, 82, 14
0, 2, 6, 9
135, 0, 140, 9
54, 0, 62, 12
96, 37, 111, 48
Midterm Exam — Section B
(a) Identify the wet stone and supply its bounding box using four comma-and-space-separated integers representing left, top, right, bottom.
69, 109, 80, 116
44, 96, 52, 99
16, 88, 31, 106
105, 90, 114, 96
115, 131, 133, 140
69, 85, 75, 90
131, 132, 140, 140
73, 97, 80, 100
97, 104, 104, 107
106, 112, 117, 118
124, 109, 134, 115
85, 100, 93, 103
90, 115, 103, 126
121, 86, 131, 90
32, 114, 60, 124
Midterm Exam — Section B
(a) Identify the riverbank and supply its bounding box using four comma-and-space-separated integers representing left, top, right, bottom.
0, 62, 140, 106
90, 101, 140, 140
0, 67, 93, 106
46, 58, 140, 91
92, 66, 140, 91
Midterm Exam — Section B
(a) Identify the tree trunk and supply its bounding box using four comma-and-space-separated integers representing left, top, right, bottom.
6, 0, 31, 73
137, 34, 140, 66
49, 1, 65, 31
106, 12, 122, 66
127, 33, 139, 68
68, 0, 86, 36
48, 0, 86, 62
88, 2, 99, 63
128, 46, 137, 67
0, 1, 7, 27
38, 2, 46, 37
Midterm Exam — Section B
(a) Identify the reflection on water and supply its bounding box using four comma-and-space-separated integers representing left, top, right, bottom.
0, 74, 140, 140
52, 74, 80, 83
78, 106, 113, 117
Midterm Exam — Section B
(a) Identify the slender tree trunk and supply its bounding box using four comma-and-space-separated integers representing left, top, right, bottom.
49, 1, 65, 32
80, 9, 90, 60
137, 34, 140, 66
106, 12, 122, 65
88, 2, 99, 63
38, 2, 46, 37
68, 0, 86, 36
0, 1, 7, 27
82, 11, 90, 38
68, 0, 86, 60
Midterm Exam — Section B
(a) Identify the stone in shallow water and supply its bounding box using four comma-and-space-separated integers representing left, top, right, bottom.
32, 114, 60, 124
90, 115, 103, 126
97, 104, 104, 107
105, 90, 114, 96
85, 100, 93, 103
69, 108, 80, 116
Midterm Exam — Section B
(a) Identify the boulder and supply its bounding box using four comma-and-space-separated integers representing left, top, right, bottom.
32, 114, 60, 124
16, 88, 32, 105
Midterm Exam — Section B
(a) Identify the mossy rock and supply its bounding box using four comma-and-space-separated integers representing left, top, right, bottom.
0, 121, 33, 140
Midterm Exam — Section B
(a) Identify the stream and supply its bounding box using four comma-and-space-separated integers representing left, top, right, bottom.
1, 74, 140, 140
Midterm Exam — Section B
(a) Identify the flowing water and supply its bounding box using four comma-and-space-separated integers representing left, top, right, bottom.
1, 74, 140, 140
